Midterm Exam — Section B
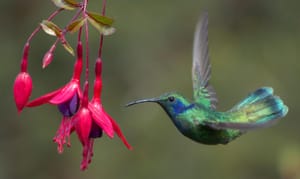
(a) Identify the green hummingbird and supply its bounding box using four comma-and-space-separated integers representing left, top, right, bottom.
126, 12, 288, 145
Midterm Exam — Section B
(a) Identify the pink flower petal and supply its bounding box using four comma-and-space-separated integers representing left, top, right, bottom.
105, 111, 133, 150
89, 103, 114, 138
50, 80, 79, 104
90, 99, 131, 149
26, 88, 60, 107
74, 108, 92, 145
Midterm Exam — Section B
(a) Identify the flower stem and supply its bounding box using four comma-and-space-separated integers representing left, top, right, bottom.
83, 0, 90, 86
97, 0, 107, 58
98, 36, 104, 59
82, 81, 89, 107
20, 43, 30, 72
26, 8, 64, 44
101, 0, 107, 15
21, 8, 64, 72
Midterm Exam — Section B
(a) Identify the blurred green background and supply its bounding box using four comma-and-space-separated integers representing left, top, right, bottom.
1, 0, 300, 179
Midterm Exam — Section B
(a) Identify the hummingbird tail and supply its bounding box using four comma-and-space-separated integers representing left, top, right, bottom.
228, 87, 288, 129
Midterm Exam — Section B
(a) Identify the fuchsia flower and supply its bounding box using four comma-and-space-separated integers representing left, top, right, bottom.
74, 82, 115, 170
26, 42, 84, 154
13, 43, 32, 113
78, 58, 132, 169
15, 0, 132, 171
26, 50, 132, 170
26, 42, 83, 112
89, 59, 132, 150
53, 59, 132, 170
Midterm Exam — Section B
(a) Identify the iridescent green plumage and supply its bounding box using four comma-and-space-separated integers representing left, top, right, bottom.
126, 12, 288, 145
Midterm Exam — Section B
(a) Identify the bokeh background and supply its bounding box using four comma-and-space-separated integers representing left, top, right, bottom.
1, 0, 300, 178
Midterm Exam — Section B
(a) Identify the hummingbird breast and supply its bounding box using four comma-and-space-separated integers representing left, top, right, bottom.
182, 123, 241, 145
171, 110, 243, 145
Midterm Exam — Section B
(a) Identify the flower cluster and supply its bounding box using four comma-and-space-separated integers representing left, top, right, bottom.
13, 0, 131, 170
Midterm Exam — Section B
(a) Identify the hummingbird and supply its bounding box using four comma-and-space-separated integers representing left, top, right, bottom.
126, 12, 288, 145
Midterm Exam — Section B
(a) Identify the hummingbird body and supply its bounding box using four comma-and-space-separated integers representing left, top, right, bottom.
160, 97, 242, 144
172, 115, 242, 145
126, 13, 288, 145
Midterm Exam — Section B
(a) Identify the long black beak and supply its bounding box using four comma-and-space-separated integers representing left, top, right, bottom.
125, 98, 159, 107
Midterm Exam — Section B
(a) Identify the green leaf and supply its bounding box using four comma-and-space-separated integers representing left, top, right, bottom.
86, 11, 114, 26
62, 41, 74, 56
64, 0, 80, 7
40, 20, 62, 37
51, 0, 80, 10
67, 18, 86, 33
86, 12, 115, 35
87, 17, 116, 36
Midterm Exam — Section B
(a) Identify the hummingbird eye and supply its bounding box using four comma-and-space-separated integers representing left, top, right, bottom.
168, 96, 175, 102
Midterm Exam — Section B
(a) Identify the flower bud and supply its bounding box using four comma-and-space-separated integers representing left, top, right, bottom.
42, 44, 56, 68
13, 72, 32, 113
42, 51, 54, 69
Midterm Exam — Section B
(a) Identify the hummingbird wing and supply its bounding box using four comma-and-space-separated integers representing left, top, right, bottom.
192, 12, 218, 109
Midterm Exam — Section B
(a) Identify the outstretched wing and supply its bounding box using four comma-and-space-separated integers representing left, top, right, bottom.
192, 12, 217, 109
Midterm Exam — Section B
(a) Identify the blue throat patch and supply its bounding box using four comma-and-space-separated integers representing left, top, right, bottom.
173, 100, 195, 115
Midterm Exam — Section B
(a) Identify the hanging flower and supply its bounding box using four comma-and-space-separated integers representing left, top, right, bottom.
13, 72, 32, 113
13, 43, 32, 113
15, 0, 131, 171
73, 82, 115, 170
89, 58, 132, 149
49, 80, 120, 171
68, 59, 132, 170
26, 42, 83, 117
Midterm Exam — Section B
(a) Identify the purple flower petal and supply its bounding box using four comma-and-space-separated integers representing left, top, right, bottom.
58, 93, 80, 117
89, 121, 103, 138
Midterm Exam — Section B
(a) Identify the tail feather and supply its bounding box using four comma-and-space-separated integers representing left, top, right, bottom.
225, 87, 288, 130
207, 87, 288, 130
231, 87, 274, 111
206, 87, 288, 131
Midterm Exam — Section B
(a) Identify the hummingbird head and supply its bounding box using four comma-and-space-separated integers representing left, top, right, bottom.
126, 92, 192, 117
